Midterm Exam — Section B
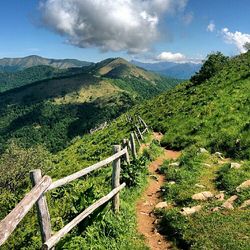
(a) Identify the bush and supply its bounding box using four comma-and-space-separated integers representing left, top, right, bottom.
121, 157, 148, 187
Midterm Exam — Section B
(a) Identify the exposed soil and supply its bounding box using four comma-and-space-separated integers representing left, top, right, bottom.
136, 132, 181, 250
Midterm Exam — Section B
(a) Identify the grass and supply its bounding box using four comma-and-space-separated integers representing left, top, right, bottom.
156, 146, 250, 249
131, 51, 250, 160
0, 115, 163, 250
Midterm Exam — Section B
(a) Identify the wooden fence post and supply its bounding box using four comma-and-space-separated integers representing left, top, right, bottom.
122, 139, 130, 165
126, 139, 132, 151
112, 145, 121, 213
137, 115, 143, 127
30, 170, 52, 245
130, 133, 137, 159
136, 125, 144, 141
134, 130, 141, 146
0, 176, 52, 246
138, 116, 149, 133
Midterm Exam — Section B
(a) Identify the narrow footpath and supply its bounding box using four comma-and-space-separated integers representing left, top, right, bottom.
136, 132, 181, 250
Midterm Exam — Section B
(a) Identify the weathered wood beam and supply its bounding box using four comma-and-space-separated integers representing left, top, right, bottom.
42, 183, 126, 250
134, 130, 141, 146
138, 116, 149, 133
130, 132, 137, 159
0, 176, 52, 246
112, 145, 121, 213
30, 170, 52, 245
48, 148, 127, 191
136, 125, 144, 141
122, 140, 130, 165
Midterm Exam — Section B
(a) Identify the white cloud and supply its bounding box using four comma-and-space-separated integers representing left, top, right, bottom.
39, 0, 188, 54
157, 51, 186, 62
221, 28, 250, 53
156, 51, 203, 64
207, 21, 215, 32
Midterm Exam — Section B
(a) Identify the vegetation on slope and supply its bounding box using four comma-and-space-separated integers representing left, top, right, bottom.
0, 115, 162, 250
132, 51, 250, 159
0, 55, 92, 73
157, 148, 250, 249
0, 65, 86, 93
2, 50, 249, 250
126, 51, 250, 249
0, 58, 180, 153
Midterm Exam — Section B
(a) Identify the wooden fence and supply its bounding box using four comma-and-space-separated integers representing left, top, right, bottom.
0, 115, 149, 249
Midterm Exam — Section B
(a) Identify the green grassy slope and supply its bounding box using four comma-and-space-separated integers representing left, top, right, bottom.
158, 149, 250, 249
132, 51, 250, 159
126, 52, 250, 249
0, 115, 158, 250
0, 58, 180, 153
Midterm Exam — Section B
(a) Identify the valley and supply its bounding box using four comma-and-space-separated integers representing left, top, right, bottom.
0, 57, 180, 153
0, 51, 249, 250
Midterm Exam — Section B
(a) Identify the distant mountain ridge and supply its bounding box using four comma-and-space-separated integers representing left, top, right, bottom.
0, 55, 93, 72
131, 60, 202, 79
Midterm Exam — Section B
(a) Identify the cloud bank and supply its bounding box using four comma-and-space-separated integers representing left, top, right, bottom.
39, 0, 188, 54
222, 28, 250, 53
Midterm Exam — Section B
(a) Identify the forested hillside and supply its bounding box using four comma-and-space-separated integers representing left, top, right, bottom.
0, 58, 180, 153
0, 65, 86, 93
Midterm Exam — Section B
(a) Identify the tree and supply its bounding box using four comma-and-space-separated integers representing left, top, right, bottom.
191, 52, 229, 85
244, 42, 250, 52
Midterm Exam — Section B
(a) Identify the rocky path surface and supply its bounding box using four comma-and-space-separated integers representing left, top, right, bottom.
136, 132, 181, 250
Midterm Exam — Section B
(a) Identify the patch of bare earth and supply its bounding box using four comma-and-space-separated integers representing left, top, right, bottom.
136, 132, 181, 250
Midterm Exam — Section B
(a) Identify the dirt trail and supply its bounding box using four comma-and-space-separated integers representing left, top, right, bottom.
136, 132, 181, 250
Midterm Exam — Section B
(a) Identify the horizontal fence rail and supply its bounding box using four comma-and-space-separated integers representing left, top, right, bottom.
42, 183, 126, 250
0, 176, 52, 245
48, 148, 128, 191
0, 115, 149, 249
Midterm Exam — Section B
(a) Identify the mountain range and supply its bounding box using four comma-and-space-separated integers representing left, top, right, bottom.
131, 60, 202, 79
0, 55, 92, 72
0, 57, 180, 153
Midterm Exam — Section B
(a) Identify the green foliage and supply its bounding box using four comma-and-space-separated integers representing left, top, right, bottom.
0, 65, 85, 93
110, 76, 179, 100
161, 146, 208, 205
160, 208, 250, 250
190, 52, 229, 85
244, 42, 250, 51
158, 148, 250, 249
216, 163, 250, 194
0, 142, 51, 193
0, 58, 179, 153
121, 157, 148, 187
142, 139, 164, 161
0, 114, 150, 249
132, 51, 250, 159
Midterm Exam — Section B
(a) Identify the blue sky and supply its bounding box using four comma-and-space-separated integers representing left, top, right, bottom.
0, 0, 249, 63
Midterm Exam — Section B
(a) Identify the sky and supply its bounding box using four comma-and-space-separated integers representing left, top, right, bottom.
0, 0, 249, 63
